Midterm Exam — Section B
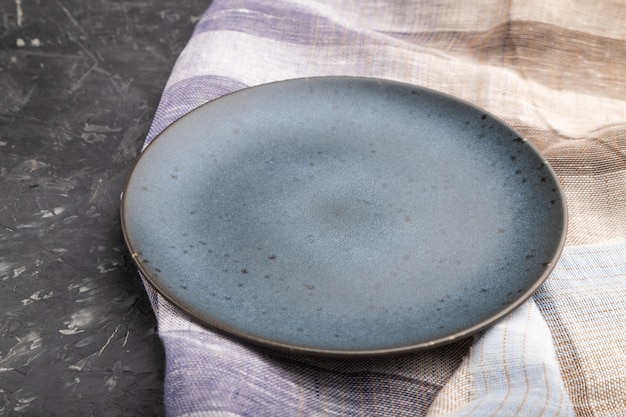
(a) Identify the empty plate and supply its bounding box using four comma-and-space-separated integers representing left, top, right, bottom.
121, 77, 566, 356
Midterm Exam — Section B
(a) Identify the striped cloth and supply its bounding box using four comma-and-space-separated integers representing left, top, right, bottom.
141, 1, 626, 415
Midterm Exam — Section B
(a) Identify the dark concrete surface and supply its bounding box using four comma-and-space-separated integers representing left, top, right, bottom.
0, 1, 210, 415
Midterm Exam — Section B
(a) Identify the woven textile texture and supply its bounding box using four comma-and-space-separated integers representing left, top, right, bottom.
139, 0, 626, 415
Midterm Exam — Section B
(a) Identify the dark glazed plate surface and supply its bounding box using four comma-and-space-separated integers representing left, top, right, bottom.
121, 77, 566, 356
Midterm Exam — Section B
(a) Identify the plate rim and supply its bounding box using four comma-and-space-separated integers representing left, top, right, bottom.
121, 76, 568, 357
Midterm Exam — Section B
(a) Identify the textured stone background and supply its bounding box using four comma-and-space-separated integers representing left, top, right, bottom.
0, 1, 209, 415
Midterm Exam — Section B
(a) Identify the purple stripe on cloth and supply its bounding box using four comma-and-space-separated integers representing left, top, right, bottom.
195, 0, 371, 46
162, 331, 459, 417
145, 75, 248, 147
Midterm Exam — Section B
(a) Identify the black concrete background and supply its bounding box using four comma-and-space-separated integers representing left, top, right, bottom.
0, 1, 210, 415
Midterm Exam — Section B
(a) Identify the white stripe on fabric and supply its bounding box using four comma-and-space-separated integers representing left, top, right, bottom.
427, 301, 573, 416
165, 30, 626, 139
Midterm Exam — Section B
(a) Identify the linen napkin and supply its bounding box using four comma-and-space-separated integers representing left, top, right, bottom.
140, 1, 626, 415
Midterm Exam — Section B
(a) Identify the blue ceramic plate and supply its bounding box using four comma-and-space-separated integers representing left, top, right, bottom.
121, 77, 566, 356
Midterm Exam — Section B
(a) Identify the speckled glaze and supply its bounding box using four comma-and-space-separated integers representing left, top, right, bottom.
121, 77, 566, 356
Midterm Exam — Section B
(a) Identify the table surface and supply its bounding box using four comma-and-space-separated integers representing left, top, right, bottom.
0, 1, 210, 415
